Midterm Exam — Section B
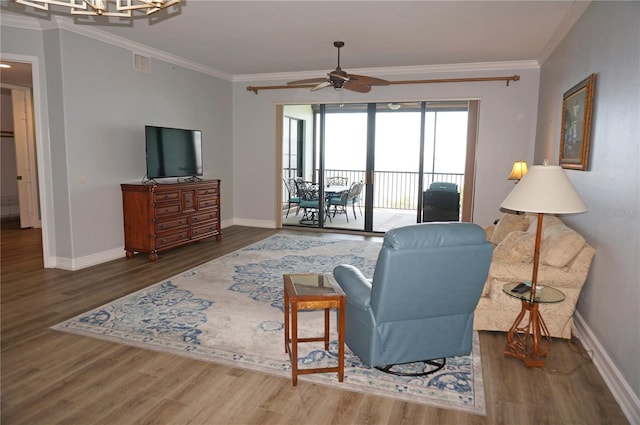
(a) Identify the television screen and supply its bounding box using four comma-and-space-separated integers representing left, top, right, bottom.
145, 126, 203, 179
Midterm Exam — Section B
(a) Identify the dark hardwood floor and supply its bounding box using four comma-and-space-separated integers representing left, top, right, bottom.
1, 220, 628, 424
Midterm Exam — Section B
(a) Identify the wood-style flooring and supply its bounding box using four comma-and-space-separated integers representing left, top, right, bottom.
1, 220, 628, 424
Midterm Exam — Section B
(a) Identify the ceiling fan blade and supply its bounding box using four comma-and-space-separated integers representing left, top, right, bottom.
287, 77, 327, 85
343, 82, 371, 93
311, 81, 332, 91
348, 74, 390, 86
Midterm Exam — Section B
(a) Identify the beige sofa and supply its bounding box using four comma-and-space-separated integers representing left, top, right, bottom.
474, 213, 595, 339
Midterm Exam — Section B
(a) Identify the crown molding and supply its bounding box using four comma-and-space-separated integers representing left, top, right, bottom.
52, 16, 233, 80
3, 12, 540, 84
537, 1, 591, 65
1, 13, 233, 81
233, 60, 540, 83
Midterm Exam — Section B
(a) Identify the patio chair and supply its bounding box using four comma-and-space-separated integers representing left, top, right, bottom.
422, 182, 460, 222
283, 177, 300, 218
295, 180, 331, 225
352, 181, 364, 217
328, 181, 360, 222
333, 222, 492, 375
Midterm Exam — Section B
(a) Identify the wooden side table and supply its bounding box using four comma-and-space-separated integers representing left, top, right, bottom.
283, 273, 345, 386
503, 282, 565, 368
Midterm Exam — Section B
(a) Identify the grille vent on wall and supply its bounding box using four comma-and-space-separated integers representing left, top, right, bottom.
133, 53, 151, 73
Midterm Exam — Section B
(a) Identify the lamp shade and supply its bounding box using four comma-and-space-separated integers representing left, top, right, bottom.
501, 165, 587, 214
508, 160, 528, 180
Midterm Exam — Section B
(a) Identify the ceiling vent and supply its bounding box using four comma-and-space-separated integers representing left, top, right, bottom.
133, 53, 150, 73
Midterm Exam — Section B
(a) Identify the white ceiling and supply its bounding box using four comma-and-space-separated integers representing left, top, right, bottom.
1, 1, 587, 80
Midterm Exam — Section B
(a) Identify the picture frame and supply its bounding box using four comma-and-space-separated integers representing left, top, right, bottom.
559, 73, 596, 170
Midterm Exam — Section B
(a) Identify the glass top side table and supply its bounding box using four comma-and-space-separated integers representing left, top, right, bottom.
502, 282, 566, 368
502, 282, 565, 303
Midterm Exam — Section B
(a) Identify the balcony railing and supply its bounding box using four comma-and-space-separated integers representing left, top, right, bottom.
283, 168, 464, 210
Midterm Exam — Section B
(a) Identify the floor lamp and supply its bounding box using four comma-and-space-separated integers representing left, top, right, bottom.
500, 164, 587, 367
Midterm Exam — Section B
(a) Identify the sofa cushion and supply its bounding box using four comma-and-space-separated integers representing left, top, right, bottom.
490, 213, 529, 246
493, 231, 535, 263
540, 225, 586, 268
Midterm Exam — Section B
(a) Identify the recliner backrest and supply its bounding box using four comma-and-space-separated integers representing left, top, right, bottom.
370, 223, 493, 323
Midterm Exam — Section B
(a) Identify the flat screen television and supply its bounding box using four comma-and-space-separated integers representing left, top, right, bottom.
145, 125, 203, 179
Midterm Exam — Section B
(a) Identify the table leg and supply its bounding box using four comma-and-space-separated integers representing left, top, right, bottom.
324, 308, 330, 350
284, 289, 289, 353
291, 301, 298, 386
504, 300, 551, 368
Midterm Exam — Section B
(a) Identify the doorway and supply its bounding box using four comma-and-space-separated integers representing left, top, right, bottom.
1, 62, 40, 229
280, 101, 477, 233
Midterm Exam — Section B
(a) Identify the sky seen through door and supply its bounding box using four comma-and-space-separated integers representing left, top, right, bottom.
324, 111, 468, 174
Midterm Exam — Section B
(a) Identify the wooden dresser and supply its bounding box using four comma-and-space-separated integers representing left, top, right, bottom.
121, 180, 221, 261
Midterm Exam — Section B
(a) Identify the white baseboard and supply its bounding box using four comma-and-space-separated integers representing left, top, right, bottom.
51, 219, 261, 270
54, 247, 125, 271
574, 312, 640, 425
229, 218, 276, 229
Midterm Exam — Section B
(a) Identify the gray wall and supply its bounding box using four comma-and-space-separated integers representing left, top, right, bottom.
1, 23, 233, 268
536, 1, 639, 407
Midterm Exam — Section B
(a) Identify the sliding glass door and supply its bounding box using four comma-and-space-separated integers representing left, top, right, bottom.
281, 101, 474, 232
372, 104, 423, 232
323, 104, 368, 231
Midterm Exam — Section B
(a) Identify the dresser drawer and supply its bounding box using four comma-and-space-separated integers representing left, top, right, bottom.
191, 210, 219, 225
156, 216, 189, 232
192, 223, 219, 238
155, 203, 181, 217
154, 190, 180, 203
198, 186, 219, 197
156, 230, 190, 248
198, 196, 219, 209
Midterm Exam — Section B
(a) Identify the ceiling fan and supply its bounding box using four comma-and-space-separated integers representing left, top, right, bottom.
287, 41, 390, 93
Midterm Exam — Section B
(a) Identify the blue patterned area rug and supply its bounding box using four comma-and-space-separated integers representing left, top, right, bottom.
52, 234, 486, 415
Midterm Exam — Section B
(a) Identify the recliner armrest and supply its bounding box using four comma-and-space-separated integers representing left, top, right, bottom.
333, 264, 372, 310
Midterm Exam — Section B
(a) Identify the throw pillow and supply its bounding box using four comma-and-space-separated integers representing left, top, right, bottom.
493, 231, 535, 263
490, 213, 530, 246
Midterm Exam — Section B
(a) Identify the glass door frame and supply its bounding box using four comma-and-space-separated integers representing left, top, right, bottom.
278, 101, 477, 231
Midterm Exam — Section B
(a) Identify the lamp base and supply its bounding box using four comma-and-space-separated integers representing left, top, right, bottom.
504, 300, 552, 368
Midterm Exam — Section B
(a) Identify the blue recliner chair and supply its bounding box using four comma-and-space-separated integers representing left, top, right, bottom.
333, 222, 492, 375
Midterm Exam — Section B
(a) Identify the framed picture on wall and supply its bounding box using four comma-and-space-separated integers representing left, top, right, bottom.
559, 73, 596, 170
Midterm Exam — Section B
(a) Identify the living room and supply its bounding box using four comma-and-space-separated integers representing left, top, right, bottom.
1, 1, 638, 423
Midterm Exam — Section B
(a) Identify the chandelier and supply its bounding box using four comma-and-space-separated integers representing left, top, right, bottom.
14, 0, 180, 17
